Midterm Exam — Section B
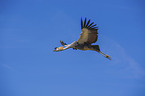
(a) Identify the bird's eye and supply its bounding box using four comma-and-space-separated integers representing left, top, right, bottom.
54, 47, 57, 49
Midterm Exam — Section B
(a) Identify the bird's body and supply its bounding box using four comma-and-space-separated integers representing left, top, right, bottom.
53, 17, 111, 60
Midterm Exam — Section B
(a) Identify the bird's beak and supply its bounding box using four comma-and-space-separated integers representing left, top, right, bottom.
53, 49, 60, 52
53, 49, 57, 52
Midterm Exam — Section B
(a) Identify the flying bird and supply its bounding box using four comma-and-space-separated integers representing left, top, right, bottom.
53, 17, 111, 60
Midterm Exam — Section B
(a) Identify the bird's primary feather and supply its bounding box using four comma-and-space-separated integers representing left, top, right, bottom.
87, 22, 94, 28
86, 19, 90, 27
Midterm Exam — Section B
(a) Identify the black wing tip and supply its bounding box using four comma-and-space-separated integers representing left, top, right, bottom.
81, 17, 83, 29
81, 17, 98, 30
84, 18, 87, 27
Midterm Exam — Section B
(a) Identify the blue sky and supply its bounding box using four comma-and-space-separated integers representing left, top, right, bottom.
0, 0, 145, 96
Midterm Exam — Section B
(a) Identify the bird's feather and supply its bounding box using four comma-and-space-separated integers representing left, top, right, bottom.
84, 18, 86, 27
88, 22, 94, 28
78, 17, 98, 44
81, 17, 83, 29
90, 24, 97, 28
86, 19, 90, 27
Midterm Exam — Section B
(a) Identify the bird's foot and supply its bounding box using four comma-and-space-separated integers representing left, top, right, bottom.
105, 54, 111, 60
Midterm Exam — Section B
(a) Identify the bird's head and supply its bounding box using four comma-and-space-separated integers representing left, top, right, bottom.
53, 46, 64, 52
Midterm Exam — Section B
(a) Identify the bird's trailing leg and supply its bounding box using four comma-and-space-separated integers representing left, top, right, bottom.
98, 51, 111, 60
93, 45, 111, 60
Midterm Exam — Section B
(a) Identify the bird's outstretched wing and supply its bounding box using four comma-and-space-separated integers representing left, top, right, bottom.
77, 17, 98, 44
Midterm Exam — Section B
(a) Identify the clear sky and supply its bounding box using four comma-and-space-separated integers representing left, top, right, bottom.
0, 0, 145, 96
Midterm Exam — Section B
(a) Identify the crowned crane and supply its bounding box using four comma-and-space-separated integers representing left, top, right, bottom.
53, 17, 111, 60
